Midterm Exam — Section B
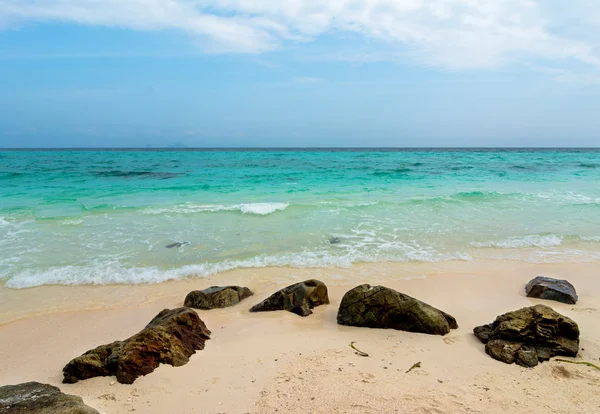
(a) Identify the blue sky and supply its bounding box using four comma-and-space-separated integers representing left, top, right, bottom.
1, 0, 600, 147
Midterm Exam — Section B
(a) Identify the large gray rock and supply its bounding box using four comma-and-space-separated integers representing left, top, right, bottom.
249, 280, 329, 317
0, 382, 99, 414
474, 304, 579, 367
184, 286, 253, 310
336, 284, 458, 336
525, 276, 578, 304
63, 307, 211, 384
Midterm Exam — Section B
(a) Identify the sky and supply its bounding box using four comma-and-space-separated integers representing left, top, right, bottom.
1, 0, 600, 148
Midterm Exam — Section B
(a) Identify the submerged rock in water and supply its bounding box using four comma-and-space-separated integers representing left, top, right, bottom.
337, 284, 458, 336
0, 382, 99, 414
328, 236, 341, 244
473, 304, 579, 367
525, 276, 578, 304
63, 307, 211, 385
249, 280, 329, 317
166, 242, 190, 249
184, 286, 253, 310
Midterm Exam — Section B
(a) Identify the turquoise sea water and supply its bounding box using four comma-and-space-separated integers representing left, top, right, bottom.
1, 149, 600, 288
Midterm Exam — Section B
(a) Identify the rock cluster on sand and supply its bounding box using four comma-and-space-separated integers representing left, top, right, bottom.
250, 279, 330, 317
525, 276, 578, 304
184, 286, 253, 310
474, 304, 579, 367
337, 284, 458, 336
63, 307, 211, 384
0, 382, 99, 414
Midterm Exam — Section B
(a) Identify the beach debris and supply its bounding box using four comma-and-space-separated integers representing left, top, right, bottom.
555, 359, 600, 371
405, 362, 421, 374
474, 305, 579, 367
184, 286, 253, 310
350, 341, 369, 357
525, 276, 578, 304
249, 279, 329, 317
337, 284, 458, 335
63, 307, 211, 385
165, 242, 190, 249
0, 382, 100, 414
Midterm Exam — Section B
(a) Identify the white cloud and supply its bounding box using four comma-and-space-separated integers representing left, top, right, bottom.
1, 0, 600, 70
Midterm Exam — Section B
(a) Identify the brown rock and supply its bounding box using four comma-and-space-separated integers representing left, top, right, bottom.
0, 382, 99, 414
249, 280, 329, 317
525, 276, 578, 304
184, 286, 253, 310
63, 307, 210, 384
336, 284, 458, 336
474, 304, 579, 367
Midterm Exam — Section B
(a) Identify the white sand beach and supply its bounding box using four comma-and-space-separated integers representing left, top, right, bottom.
1, 260, 600, 413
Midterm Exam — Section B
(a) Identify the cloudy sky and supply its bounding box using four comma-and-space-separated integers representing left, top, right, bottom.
1, 0, 600, 147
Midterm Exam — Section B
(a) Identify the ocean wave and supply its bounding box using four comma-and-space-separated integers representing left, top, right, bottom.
470, 234, 563, 249
0, 217, 9, 226
142, 202, 289, 216
92, 170, 183, 179
3, 249, 472, 289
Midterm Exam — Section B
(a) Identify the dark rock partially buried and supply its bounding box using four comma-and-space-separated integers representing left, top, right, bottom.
336, 284, 458, 336
184, 286, 253, 310
165, 242, 190, 249
473, 304, 579, 367
63, 307, 211, 385
525, 276, 578, 304
249, 280, 329, 317
0, 382, 99, 414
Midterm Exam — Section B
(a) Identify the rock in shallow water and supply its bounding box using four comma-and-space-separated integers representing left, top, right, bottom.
473, 304, 579, 367
336, 284, 458, 336
249, 279, 329, 317
63, 307, 211, 384
0, 382, 99, 414
525, 276, 578, 304
184, 286, 253, 310
165, 242, 190, 249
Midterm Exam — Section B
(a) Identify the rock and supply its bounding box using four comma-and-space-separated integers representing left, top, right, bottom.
525, 276, 578, 304
0, 382, 99, 414
473, 304, 579, 367
63, 307, 211, 384
336, 284, 458, 336
249, 280, 329, 317
328, 237, 341, 245
166, 242, 190, 249
184, 286, 253, 310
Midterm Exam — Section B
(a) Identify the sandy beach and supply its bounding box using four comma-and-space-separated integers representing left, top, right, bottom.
1, 259, 600, 413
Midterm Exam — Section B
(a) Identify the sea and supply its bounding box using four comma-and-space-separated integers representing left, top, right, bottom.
1, 148, 600, 289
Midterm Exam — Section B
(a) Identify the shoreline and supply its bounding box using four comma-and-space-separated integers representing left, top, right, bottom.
2, 260, 600, 412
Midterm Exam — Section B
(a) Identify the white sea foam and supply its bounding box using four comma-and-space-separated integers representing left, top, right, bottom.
0, 217, 10, 226
580, 236, 600, 242
58, 219, 84, 226
470, 234, 563, 249
238, 203, 289, 215
142, 202, 289, 216
4, 248, 471, 289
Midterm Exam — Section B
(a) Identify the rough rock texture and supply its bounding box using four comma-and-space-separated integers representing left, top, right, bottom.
336, 284, 458, 336
249, 280, 329, 317
525, 276, 578, 304
473, 304, 579, 367
0, 382, 99, 414
184, 286, 253, 310
63, 307, 211, 384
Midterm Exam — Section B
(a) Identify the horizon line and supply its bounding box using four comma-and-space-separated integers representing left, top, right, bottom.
1, 146, 600, 151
